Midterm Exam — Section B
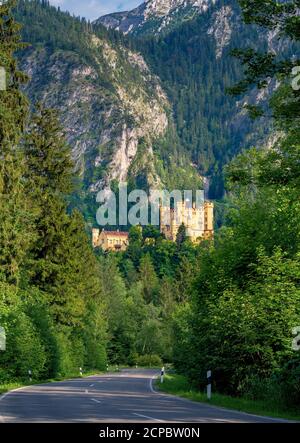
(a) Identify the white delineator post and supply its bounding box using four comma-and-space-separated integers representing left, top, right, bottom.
161, 366, 165, 384
0, 67, 6, 91
28, 370, 32, 382
207, 370, 212, 400
0, 326, 6, 351
79, 367, 83, 376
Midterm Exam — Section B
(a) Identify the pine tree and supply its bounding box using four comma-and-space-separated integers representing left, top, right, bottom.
24, 107, 103, 327
139, 253, 159, 304
176, 223, 187, 247
0, 0, 32, 285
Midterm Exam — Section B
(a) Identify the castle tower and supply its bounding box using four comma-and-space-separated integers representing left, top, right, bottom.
92, 228, 100, 248
204, 202, 214, 239
160, 199, 214, 243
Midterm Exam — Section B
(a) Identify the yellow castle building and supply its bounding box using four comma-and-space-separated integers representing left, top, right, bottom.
92, 229, 129, 252
92, 200, 214, 250
160, 200, 214, 243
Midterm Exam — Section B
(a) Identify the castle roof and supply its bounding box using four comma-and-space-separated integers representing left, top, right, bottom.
102, 230, 129, 238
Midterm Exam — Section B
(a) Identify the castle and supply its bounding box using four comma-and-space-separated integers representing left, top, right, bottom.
160, 200, 214, 243
92, 200, 214, 250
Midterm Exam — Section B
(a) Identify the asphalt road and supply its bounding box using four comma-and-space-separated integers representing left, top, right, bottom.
0, 369, 291, 423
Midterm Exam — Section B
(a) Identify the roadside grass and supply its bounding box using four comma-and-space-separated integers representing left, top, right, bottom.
0, 366, 118, 396
156, 374, 300, 422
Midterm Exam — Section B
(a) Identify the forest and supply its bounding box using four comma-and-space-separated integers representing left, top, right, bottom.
0, 0, 299, 413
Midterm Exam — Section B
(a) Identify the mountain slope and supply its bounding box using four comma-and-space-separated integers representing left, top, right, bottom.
97, 0, 298, 198
15, 0, 201, 222
95, 0, 216, 35
15, 0, 299, 217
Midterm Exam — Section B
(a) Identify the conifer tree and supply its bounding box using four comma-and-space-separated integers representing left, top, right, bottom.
24, 107, 103, 328
0, 0, 32, 285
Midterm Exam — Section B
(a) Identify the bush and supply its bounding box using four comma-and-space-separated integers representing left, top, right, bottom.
0, 308, 47, 382
84, 340, 107, 371
136, 354, 162, 368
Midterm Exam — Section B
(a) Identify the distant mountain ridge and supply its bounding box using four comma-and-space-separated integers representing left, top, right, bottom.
94, 0, 217, 35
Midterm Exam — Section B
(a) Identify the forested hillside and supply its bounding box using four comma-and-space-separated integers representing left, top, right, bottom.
14, 0, 202, 224
13, 0, 296, 210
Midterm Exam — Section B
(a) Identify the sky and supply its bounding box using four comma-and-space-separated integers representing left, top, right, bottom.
49, 0, 142, 20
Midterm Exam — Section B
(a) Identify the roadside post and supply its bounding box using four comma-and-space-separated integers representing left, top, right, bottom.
28, 369, 32, 382
207, 370, 212, 400
0, 67, 6, 91
79, 367, 83, 376
161, 366, 165, 384
0, 326, 6, 351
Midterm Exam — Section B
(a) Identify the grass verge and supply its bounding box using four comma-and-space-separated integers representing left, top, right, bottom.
156, 373, 300, 422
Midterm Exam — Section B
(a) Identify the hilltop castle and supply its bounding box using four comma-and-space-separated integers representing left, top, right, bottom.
92, 199, 214, 250
159, 200, 214, 243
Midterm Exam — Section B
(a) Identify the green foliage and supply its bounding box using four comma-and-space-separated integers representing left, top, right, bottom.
158, 374, 300, 421
172, 0, 300, 409
0, 2, 108, 384
137, 2, 274, 198
136, 354, 162, 368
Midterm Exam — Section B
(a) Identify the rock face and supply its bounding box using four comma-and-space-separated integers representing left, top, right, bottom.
20, 35, 170, 197
94, 0, 217, 35
207, 5, 233, 58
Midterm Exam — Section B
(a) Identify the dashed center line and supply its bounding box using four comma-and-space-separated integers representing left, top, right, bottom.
133, 413, 164, 423
91, 398, 102, 404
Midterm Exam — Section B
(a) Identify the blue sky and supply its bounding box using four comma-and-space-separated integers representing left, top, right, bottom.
49, 1, 142, 20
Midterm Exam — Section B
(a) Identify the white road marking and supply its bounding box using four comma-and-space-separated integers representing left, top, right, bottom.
85, 390, 89, 394
90, 384, 94, 387
91, 398, 102, 404
149, 375, 158, 394
133, 413, 164, 423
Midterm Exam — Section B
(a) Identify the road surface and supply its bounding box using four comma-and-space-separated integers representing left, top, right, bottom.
0, 369, 291, 423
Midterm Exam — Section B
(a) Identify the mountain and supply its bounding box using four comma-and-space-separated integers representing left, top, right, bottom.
95, 0, 217, 36
15, 0, 297, 222
15, 0, 201, 222
97, 0, 297, 197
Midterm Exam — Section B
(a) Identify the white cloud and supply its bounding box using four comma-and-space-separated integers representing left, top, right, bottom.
48, 0, 142, 20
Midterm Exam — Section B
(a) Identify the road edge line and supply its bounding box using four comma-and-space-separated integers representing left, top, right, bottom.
0, 386, 30, 423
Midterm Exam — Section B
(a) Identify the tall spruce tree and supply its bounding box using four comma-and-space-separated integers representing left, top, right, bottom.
24, 107, 103, 327
0, 0, 32, 285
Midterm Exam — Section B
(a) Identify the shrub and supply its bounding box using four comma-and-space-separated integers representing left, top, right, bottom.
136, 354, 162, 368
